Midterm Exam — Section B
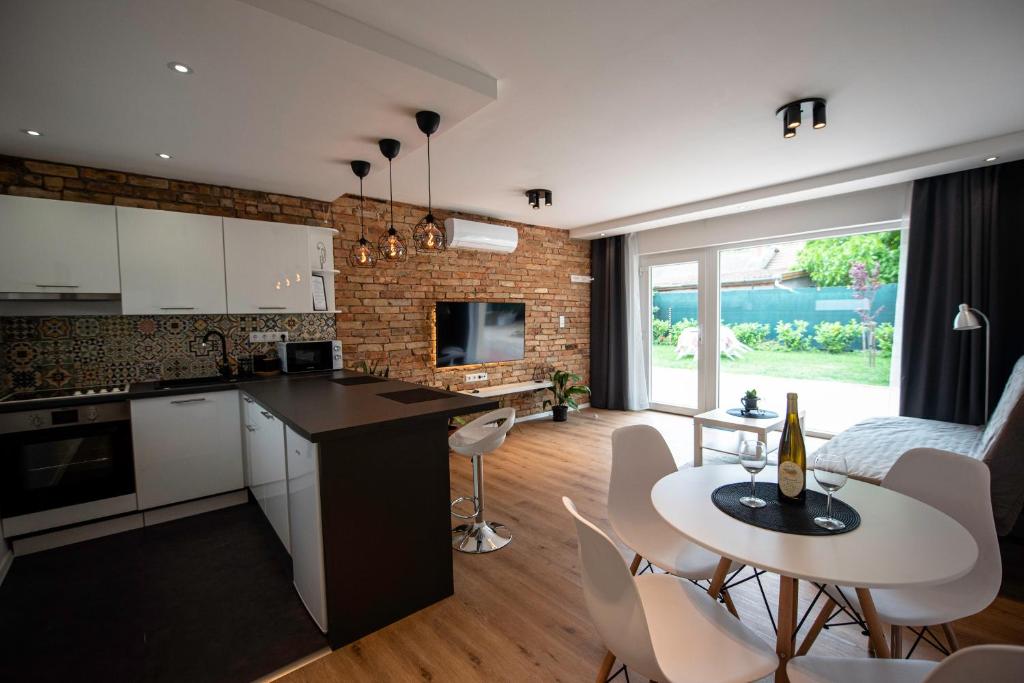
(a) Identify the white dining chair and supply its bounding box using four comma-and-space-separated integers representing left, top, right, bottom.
788, 644, 1024, 683
563, 496, 778, 683
609, 425, 752, 615
807, 447, 1000, 657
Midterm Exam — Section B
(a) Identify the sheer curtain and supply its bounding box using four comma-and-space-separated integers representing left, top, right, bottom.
624, 233, 650, 410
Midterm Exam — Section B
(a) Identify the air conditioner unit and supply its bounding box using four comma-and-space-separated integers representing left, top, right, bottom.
444, 218, 518, 253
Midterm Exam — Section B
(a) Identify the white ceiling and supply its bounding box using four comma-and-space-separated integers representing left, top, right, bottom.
3, 0, 1024, 233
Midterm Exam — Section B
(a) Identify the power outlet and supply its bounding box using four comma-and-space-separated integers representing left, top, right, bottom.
249, 331, 289, 343
465, 372, 488, 383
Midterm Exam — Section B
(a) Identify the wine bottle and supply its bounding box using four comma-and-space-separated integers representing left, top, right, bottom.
777, 392, 806, 504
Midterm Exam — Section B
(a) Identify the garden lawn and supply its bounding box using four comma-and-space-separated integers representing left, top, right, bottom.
651, 346, 892, 386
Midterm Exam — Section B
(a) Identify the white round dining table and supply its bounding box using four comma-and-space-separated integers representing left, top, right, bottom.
651, 466, 977, 683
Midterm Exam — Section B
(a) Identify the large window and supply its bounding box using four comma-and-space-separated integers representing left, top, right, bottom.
646, 227, 903, 434
715, 230, 901, 433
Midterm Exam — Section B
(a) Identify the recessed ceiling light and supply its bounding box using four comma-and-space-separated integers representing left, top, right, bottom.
156, 153, 173, 159
21, 129, 43, 136
985, 156, 999, 162
167, 62, 193, 74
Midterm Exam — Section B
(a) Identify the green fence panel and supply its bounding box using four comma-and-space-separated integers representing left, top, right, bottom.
653, 284, 897, 332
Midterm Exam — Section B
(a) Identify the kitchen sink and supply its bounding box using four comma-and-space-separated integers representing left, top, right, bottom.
156, 376, 237, 390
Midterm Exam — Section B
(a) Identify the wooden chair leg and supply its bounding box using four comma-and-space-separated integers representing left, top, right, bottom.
891, 625, 902, 658
797, 597, 835, 656
596, 650, 616, 683
628, 554, 643, 576
941, 623, 960, 653
721, 589, 740, 619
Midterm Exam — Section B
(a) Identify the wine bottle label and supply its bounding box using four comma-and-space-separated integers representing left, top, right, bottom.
779, 461, 804, 498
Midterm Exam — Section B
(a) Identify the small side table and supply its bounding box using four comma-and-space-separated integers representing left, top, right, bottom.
692, 407, 805, 467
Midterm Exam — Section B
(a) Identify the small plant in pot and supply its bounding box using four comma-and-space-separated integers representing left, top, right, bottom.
543, 370, 591, 422
741, 389, 760, 415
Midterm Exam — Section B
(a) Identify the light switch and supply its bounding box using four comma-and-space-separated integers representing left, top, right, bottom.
559, 315, 566, 328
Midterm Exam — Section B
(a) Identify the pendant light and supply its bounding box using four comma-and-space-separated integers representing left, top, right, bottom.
377, 138, 408, 262
348, 160, 376, 268
412, 110, 446, 252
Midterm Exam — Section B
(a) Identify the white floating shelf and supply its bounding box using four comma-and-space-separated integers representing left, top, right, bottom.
312, 269, 341, 275
458, 380, 553, 398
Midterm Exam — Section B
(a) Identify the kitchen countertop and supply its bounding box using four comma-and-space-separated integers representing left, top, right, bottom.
0, 371, 497, 442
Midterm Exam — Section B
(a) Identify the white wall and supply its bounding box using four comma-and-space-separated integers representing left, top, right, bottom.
636, 183, 910, 255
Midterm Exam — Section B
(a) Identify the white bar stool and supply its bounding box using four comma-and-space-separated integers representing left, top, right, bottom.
449, 407, 516, 553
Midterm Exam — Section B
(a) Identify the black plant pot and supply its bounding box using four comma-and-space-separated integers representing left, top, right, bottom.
741, 397, 759, 414
552, 405, 568, 422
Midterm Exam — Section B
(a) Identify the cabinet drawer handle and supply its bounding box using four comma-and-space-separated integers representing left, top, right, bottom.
257, 306, 287, 310
159, 306, 195, 310
242, 396, 254, 403
35, 283, 79, 288
171, 397, 208, 405
260, 410, 274, 420
245, 424, 256, 432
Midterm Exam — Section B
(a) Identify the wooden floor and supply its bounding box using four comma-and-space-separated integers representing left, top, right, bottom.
280, 408, 1024, 683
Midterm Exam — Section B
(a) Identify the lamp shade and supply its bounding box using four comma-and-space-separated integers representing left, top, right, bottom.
953, 303, 982, 331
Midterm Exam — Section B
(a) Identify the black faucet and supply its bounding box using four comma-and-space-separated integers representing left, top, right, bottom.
202, 330, 231, 377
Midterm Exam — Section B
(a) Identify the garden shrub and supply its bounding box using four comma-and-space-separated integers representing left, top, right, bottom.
875, 323, 895, 355
775, 320, 811, 351
730, 322, 770, 348
652, 318, 671, 344
813, 319, 862, 353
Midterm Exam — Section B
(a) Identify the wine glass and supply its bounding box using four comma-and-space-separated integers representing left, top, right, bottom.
813, 453, 849, 530
738, 440, 768, 508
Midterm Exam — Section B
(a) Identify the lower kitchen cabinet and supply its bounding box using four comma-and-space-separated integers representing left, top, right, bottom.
286, 426, 327, 632
131, 391, 244, 510
242, 393, 290, 551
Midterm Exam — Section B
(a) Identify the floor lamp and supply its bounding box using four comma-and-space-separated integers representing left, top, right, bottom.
953, 303, 990, 423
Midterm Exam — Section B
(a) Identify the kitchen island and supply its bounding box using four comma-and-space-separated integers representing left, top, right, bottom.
242, 371, 497, 649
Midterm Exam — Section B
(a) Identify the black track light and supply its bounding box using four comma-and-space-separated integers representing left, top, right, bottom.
775, 98, 827, 140
784, 103, 802, 129
813, 100, 827, 129
526, 188, 550, 210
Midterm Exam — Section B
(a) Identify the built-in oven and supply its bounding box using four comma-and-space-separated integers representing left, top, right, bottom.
0, 401, 137, 537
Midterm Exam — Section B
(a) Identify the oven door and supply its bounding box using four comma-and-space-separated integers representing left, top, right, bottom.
0, 419, 135, 519
283, 342, 333, 373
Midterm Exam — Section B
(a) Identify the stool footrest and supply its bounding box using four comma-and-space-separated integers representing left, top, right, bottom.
450, 495, 479, 520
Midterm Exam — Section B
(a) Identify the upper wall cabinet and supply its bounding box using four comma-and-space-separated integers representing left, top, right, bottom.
117, 207, 227, 315
224, 218, 311, 313
0, 195, 119, 295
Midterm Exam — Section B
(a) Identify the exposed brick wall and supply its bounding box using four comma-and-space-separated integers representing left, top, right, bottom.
0, 155, 591, 416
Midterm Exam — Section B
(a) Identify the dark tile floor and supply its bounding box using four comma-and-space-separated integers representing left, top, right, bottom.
0, 502, 327, 682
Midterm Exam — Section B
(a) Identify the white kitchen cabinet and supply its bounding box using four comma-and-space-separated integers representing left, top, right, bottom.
286, 426, 327, 632
245, 396, 290, 550
223, 217, 310, 313
0, 194, 119, 294
116, 207, 227, 314
131, 391, 244, 510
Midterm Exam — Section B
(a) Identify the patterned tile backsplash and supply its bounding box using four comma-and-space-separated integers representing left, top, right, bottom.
0, 314, 337, 393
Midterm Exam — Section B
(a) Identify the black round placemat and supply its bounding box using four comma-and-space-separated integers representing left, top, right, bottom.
711, 482, 860, 535
725, 408, 779, 419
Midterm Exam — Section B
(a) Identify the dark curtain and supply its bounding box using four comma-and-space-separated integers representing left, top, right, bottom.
901, 160, 1024, 424
590, 236, 628, 409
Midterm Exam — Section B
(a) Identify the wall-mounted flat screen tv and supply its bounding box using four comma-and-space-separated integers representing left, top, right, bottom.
435, 302, 526, 367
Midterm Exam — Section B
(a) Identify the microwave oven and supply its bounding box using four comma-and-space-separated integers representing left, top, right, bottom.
277, 340, 342, 373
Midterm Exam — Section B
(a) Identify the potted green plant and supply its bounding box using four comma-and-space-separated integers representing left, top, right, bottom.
741, 389, 760, 415
543, 370, 591, 422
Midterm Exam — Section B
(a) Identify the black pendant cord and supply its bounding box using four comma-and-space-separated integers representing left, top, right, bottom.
426, 134, 432, 216
388, 157, 394, 230
358, 176, 365, 240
